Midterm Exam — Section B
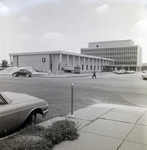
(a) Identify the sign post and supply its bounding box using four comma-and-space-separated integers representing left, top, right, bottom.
71, 83, 74, 117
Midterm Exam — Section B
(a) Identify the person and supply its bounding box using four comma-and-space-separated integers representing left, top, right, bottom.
92, 69, 96, 78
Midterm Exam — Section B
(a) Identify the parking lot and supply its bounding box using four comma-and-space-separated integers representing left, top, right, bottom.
0, 72, 147, 123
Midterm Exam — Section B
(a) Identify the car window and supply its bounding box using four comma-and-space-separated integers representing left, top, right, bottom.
0, 94, 6, 105
143, 70, 147, 73
20, 69, 28, 73
24, 70, 28, 73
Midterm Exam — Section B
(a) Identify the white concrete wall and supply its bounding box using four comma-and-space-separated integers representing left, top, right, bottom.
18, 55, 49, 71
13, 56, 18, 66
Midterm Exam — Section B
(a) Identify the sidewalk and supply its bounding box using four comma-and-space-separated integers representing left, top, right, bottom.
37, 72, 114, 78
39, 104, 147, 150
0, 71, 114, 78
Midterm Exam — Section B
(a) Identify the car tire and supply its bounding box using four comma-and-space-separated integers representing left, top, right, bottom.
28, 111, 36, 125
13, 73, 18, 77
26, 74, 30, 77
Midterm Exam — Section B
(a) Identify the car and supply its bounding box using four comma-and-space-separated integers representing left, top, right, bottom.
116, 70, 126, 74
142, 70, 147, 80
125, 70, 135, 74
12, 69, 33, 77
0, 92, 49, 136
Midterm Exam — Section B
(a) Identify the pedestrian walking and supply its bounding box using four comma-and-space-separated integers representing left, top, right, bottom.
92, 69, 96, 78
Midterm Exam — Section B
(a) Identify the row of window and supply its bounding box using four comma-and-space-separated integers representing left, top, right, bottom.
115, 61, 137, 65
85, 52, 137, 56
81, 47, 138, 53
58, 64, 102, 71
113, 57, 137, 60
82, 65, 101, 70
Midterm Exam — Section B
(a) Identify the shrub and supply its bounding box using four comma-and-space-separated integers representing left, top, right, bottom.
44, 119, 79, 145
0, 119, 79, 150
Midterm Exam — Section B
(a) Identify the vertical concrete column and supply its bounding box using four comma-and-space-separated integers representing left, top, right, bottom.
78, 56, 80, 65
92, 58, 94, 69
96, 59, 98, 70
73, 56, 75, 65
99, 58, 102, 71
88, 58, 90, 70
59, 54, 62, 71
52, 54, 54, 71
83, 57, 85, 71
67, 55, 69, 65
101, 59, 103, 71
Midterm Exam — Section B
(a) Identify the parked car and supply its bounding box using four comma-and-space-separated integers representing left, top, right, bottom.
142, 70, 147, 80
125, 70, 135, 74
116, 70, 126, 74
0, 92, 49, 136
12, 69, 33, 77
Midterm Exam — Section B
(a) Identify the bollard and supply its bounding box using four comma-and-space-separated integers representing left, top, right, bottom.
71, 83, 74, 117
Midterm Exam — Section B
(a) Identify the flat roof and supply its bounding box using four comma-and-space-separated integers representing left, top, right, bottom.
9, 50, 114, 61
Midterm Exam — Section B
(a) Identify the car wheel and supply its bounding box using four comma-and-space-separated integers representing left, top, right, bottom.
13, 73, 18, 77
26, 74, 30, 77
28, 111, 36, 125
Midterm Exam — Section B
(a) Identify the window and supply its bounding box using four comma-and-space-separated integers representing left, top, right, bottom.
82, 64, 84, 70
86, 65, 88, 70
0, 94, 7, 105
50, 63, 52, 70
90, 65, 92, 70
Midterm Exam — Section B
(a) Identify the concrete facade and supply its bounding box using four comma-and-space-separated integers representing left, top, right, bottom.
81, 40, 142, 71
9, 51, 114, 73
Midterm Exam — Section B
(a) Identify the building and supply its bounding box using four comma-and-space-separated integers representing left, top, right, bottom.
9, 51, 114, 73
81, 40, 142, 71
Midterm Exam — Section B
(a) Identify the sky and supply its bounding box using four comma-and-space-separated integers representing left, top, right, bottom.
0, 0, 147, 63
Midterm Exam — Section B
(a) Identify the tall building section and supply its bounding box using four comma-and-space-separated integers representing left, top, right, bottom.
81, 40, 142, 71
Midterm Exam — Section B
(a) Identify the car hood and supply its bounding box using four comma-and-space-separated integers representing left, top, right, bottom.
1, 92, 46, 104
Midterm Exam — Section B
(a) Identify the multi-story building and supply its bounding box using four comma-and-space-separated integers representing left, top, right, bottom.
81, 40, 142, 71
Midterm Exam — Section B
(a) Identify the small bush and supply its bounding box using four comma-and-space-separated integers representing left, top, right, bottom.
0, 119, 79, 150
0, 138, 52, 150
44, 119, 79, 145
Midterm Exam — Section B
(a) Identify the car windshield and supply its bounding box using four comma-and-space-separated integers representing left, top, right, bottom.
143, 70, 147, 73
19, 69, 28, 72
0, 94, 8, 105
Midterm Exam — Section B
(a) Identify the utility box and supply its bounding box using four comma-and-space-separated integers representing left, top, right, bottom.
74, 65, 80, 74
63, 65, 80, 73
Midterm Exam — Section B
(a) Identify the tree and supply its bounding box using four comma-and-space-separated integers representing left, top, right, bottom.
1, 59, 8, 68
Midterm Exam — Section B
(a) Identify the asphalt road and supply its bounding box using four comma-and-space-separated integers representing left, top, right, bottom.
0, 72, 147, 123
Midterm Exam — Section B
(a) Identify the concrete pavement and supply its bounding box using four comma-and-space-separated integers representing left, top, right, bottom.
39, 71, 114, 78
39, 103, 147, 150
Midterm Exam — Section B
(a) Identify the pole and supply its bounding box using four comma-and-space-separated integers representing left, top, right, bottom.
71, 83, 74, 117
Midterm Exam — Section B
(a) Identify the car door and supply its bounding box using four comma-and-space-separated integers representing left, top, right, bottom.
0, 103, 18, 135
18, 69, 24, 76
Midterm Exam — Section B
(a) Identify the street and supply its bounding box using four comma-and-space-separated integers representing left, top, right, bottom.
0, 72, 147, 123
